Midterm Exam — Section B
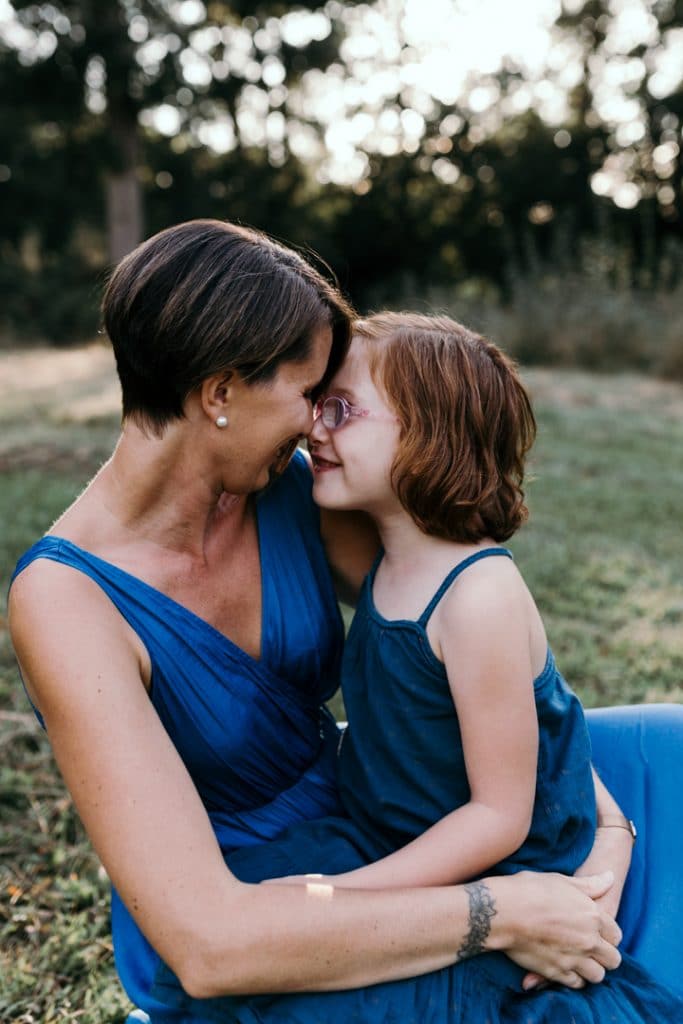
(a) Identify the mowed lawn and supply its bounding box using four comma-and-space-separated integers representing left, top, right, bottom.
0, 344, 682, 1023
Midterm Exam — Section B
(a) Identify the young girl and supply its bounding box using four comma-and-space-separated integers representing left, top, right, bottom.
251, 310, 598, 893
305, 309, 593, 891
167, 312, 682, 1022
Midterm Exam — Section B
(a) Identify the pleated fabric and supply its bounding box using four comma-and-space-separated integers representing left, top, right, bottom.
11, 452, 345, 1023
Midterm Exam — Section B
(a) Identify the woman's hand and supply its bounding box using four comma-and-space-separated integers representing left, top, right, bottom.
488, 871, 622, 989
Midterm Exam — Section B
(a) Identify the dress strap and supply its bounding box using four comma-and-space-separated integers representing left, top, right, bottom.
417, 548, 513, 627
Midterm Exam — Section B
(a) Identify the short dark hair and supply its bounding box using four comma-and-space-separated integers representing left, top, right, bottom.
102, 219, 354, 432
355, 312, 537, 543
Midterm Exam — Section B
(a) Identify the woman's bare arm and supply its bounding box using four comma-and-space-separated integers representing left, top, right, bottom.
9, 561, 622, 998
318, 507, 380, 605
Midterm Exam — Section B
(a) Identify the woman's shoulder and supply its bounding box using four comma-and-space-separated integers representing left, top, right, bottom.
261, 447, 316, 522
10, 538, 151, 718
9, 542, 125, 633
9, 530, 141, 647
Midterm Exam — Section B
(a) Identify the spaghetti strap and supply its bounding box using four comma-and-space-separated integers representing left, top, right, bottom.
417, 547, 513, 627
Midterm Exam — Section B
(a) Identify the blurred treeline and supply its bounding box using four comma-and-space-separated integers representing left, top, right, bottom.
0, 0, 682, 377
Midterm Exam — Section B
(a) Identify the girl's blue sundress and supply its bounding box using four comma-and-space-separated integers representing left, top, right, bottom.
11, 456, 683, 1023
197, 548, 683, 1023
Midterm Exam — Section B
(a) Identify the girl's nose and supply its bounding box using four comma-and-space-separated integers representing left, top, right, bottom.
308, 408, 330, 443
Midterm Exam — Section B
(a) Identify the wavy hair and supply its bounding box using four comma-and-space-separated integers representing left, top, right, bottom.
354, 312, 537, 543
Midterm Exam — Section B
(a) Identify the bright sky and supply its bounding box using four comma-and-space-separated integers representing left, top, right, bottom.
1, 0, 682, 206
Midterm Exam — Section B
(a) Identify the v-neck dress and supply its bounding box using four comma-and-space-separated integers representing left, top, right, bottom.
10, 450, 345, 1023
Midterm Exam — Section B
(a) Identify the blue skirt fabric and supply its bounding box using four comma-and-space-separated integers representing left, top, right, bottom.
586, 703, 683, 991
148, 705, 683, 1022
149, 948, 679, 1024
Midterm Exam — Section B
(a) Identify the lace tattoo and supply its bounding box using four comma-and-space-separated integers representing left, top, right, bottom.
457, 882, 497, 960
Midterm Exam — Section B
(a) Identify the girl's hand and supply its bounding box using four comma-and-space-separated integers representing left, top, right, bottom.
582, 770, 633, 919
489, 871, 622, 990
574, 824, 633, 919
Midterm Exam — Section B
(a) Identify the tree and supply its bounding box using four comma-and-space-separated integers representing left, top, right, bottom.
0, 1, 356, 263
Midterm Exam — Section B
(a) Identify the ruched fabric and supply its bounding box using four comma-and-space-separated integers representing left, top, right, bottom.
11, 452, 345, 1024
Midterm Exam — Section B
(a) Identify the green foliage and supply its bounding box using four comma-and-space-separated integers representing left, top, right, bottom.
1, 2, 682, 360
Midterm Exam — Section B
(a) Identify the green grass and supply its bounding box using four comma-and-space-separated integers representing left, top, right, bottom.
1, 349, 682, 1022
511, 380, 683, 707
0, 447, 132, 1022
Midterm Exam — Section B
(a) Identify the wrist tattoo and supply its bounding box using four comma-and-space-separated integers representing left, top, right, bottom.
457, 882, 497, 960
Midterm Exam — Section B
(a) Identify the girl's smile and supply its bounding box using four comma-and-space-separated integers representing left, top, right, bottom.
310, 453, 341, 472
307, 337, 401, 516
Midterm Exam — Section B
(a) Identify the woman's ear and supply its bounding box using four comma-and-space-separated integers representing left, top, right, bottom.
200, 371, 233, 426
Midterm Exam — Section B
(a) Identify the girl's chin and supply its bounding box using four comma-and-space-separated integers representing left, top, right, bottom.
311, 477, 352, 510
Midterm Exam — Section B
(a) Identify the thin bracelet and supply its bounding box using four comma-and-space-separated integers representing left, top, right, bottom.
597, 814, 637, 843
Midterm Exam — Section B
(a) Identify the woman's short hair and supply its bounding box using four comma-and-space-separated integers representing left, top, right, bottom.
355, 312, 537, 543
103, 219, 354, 432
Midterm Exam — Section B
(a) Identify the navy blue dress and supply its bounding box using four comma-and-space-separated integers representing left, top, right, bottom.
11, 452, 346, 1024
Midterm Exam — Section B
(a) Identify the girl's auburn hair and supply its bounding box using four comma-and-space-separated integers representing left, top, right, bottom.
354, 312, 537, 543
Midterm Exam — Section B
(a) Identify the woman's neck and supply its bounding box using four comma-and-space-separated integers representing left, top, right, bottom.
59, 419, 248, 560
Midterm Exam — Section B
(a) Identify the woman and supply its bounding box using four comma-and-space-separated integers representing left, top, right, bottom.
9, 220, 626, 1022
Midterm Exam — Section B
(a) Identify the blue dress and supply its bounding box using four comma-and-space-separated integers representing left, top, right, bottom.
12, 462, 683, 1023
11, 451, 345, 1024
227, 548, 597, 883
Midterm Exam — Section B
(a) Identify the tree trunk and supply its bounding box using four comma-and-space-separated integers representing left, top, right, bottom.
106, 112, 143, 265
96, 0, 144, 265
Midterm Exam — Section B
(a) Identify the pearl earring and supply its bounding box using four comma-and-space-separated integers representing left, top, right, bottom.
216, 415, 228, 428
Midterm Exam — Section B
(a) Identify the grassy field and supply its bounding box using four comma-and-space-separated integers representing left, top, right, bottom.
1, 345, 682, 1023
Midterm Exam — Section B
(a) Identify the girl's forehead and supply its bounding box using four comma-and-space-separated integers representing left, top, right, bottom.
330, 342, 368, 391
341, 335, 371, 373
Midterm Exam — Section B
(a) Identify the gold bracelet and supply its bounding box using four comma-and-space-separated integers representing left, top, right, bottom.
597, 814, 637, 843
